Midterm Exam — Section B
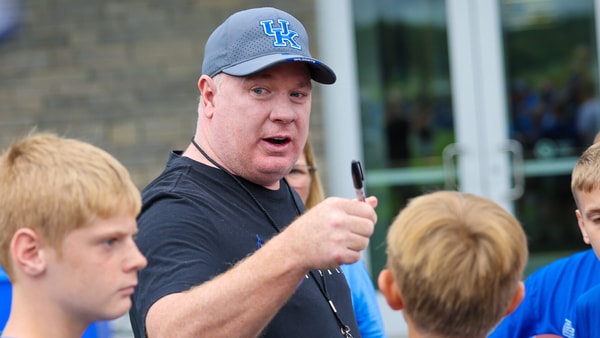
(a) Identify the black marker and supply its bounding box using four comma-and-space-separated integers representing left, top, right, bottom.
351, 160, 366, 202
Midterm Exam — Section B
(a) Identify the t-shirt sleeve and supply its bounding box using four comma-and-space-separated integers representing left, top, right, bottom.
130, 195, 224, 337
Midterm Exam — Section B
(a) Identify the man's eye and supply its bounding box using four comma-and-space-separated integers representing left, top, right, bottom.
104, 238, 117, 247
252, 88, 266, 95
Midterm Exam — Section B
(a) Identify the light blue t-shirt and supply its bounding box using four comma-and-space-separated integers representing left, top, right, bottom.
341, 260, 388, 338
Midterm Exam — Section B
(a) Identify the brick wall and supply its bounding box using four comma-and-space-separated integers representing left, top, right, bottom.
0, 0, 326, 189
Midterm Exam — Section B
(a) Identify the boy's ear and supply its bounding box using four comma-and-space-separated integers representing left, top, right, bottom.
378, 268, 404, 310
504, 281, 525, 315
10, 228, 47, 276
575, 209, 590, 244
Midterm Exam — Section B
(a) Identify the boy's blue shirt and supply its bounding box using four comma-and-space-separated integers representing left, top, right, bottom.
572, 283, 600, 338
488, 249, 600, 338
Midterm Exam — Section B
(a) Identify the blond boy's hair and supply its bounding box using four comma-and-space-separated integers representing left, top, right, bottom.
0, 133, 141, 279
571, 142, 600, 207
385, 191, 528, 337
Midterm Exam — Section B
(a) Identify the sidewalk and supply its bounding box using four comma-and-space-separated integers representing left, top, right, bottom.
111, 314, 134, 338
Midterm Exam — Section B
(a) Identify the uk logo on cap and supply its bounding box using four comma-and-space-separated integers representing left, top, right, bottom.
260, 19, 301, 50
201, 7, 336, 84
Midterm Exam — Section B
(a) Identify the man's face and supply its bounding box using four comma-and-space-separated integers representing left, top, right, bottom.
207, 62, 313, 188
44, 214, 147, 322
575, 189, 600, 259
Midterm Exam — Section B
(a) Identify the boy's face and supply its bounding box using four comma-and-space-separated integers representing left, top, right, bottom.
575, 188, 600, 259
44, 214, 147, 322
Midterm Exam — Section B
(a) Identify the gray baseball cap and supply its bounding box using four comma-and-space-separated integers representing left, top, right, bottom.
201, 7, 336, 85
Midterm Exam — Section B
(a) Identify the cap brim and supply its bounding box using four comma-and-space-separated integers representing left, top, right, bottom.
221, 54, 336, 85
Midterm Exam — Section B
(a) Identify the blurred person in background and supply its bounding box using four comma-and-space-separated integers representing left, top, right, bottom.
0, 0, 21, 42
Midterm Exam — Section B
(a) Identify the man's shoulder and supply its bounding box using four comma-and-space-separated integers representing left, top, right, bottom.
141, 154, 223, 200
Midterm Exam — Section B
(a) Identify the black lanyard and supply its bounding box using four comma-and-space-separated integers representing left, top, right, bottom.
190, 137, 354, 338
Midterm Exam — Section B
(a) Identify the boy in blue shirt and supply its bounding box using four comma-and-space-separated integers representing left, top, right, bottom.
489, 141, 600, 337
568, 142, 600, 338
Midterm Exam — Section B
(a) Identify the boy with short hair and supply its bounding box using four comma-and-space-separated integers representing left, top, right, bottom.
0, 132, 147, 338
378, 190, 528, 338
568, 142, 600, 337
489, 137, 600, 338
571, 142, 600, 262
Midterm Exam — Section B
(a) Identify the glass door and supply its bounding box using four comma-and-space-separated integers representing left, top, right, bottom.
353, 0, 459, 283
500, 0, 598, 270
352, 0, 598, 281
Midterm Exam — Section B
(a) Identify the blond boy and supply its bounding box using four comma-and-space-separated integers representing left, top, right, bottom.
378, 191, 527, 338
0, 133, 147, 338
572, 142, 600, 260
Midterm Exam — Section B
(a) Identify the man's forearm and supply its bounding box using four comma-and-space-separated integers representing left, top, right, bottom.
144, 233, 307, 338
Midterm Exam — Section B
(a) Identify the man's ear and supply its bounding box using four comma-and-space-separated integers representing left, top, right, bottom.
198, 75, 217, 118
575, 209, 590, 244
10, 228, 47, 277
378, 268, 404, 310
504, 281, 525, 315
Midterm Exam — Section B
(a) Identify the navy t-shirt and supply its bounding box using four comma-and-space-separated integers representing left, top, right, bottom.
130, 152, 359, 338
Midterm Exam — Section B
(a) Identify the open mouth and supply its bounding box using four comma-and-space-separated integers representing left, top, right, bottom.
265, 137, 290, 145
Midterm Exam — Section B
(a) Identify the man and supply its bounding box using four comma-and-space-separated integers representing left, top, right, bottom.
130, 7, 378, 338
0, 132, 147, 338
378, 191, 527, 338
